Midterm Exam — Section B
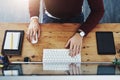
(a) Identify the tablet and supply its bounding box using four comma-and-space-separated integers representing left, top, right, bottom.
96, 32, 116, 55
1, 30, 24, 56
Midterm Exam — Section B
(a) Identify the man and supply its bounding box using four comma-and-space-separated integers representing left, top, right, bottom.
27, 0, 104, 57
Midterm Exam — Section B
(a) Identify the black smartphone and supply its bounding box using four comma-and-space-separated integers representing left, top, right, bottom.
96, 32, 116, 55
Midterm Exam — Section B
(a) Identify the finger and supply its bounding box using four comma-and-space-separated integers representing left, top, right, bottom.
69, 43, 74, 56
72, 64, 76, 75
75, 64, 79, 75
73, 45, 77, 57
29, 29, 33, 42
33, 30, 37, 40
80, 42, 83, 53
79, 45, 82, 54
38, 28, 41, 39
76, 45, 80, 55
69, 64, 73, 75
76, 64, 80, 75
26, 30, 30, 42
78, 46, 80, 54
27, 24, 32, 41
78, 65, 81, 75
76, 67, 79, 75
65, 40, 70, 48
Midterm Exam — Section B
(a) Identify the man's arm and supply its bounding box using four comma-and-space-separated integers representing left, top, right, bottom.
80, 0, 104, 35
27, 0, 41, 44
65, 0, 104, 57
29, 0, 40, 17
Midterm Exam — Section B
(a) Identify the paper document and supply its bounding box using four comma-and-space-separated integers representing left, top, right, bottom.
4, 32, 20, 50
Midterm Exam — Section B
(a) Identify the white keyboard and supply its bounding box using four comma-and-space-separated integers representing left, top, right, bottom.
43, 49, 81, 70
43, 49, 81, 63
43, 63, 71, 70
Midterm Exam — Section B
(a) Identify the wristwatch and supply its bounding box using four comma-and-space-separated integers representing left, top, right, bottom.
77, 29, 85, 37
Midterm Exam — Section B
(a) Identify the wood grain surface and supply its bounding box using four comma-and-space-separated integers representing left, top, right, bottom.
0, 23, 120, 62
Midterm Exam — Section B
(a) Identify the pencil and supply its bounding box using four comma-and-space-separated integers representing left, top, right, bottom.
10, 33, 13, 49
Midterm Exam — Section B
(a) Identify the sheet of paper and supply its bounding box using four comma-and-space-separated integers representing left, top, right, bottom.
4, 32, 20, 50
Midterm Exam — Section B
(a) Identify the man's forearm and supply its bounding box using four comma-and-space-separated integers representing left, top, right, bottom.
80, 0, 104, 36
80, 10, 104, 36
29, 0, 40, 17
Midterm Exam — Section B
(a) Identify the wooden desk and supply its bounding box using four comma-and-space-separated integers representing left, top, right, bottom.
0, 23, 120, 62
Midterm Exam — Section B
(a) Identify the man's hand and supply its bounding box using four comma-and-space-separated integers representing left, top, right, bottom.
26, 18, 41, 43
69, 63, 81, 75
65, 33, 83, 57
65, 63, 81, 75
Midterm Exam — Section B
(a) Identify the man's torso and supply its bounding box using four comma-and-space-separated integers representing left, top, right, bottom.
44, 0, 84, 19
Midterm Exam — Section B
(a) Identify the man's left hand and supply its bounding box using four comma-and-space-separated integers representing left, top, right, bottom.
65, 33, 83, 57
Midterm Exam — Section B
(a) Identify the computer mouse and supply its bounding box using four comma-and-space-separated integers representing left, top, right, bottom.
31, 33, 38, 44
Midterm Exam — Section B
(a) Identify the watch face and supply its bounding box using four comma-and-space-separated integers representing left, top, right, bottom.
80, 31, 85, 37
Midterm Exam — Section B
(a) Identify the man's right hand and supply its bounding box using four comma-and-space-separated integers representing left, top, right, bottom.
26, 18, 41, 43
